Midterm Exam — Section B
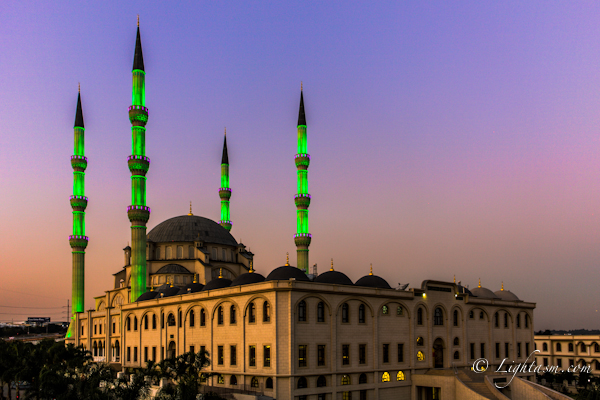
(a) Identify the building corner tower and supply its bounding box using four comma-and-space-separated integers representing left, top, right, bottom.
219, 130, 232, 231
294, 84, 311, 273
67, 87, 88, 338
128, 18, 150, 302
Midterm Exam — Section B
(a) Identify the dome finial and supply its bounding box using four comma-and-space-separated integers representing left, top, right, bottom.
137, 14, 139, 27
285, 252, 289, 266
78, 82, 80, 93
501, 281, 504, 291
193, 273, 197, 283
249, 261, 254, 273
188, 201, 193, 216
219, 268, 223, 278
369, 263, 373, 275
301, 81, 303, 91
454, 275, 456, 283
170, 277, 173, 288
330, 258, 334, 271
478, 278, 481, 288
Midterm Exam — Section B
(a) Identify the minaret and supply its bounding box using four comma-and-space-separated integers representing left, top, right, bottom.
219, 129, 232, 231
294, 83, 311, 273
67, 86, 88, 338
127, 17, 151, 302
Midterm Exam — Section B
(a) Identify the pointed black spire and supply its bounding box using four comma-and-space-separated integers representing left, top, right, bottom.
74, 90, 84, 128
133, 26, 145, 71
298, 89, 306, 126
221, 130, 229, 164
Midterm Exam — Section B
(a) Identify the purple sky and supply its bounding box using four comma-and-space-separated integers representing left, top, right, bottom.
1, 1, 599, 329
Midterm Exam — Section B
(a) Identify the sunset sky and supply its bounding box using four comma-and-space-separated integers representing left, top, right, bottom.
1, 1, 599, 330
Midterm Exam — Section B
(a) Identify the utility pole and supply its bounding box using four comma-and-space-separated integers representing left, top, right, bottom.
67, 299, 70, 323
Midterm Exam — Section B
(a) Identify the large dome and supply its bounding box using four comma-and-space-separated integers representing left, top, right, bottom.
147, 215, 237, 246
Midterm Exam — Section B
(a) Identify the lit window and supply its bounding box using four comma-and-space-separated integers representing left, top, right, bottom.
397, 306, 403, 315
341, 375, 351, 385
417, 337, 424, 346
417, 351, 425, 361
382, 305, 389, 315
382, 372, 390, 382
397, 371, 405, 381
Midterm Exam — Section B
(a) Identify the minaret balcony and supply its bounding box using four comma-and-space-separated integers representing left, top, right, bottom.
128, 155, 150, 175
219, 220, 232, 230
295, 153, 311, 169
69, 235, 89, 249
71, 155, 88, 172
294, 194, 311, 209
128, 105, 149, 124
127, 205, 151, 223
219, 187, 232, 199
294, 233, 312, 247
70, 195, 88, 211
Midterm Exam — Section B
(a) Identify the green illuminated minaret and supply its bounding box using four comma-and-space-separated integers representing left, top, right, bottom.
294, 84, 311, 273
127, 18, 151, 302
219, 130, 232, 231
67, 86, 88, 338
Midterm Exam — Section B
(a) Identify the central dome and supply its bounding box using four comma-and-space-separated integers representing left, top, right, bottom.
147, 215, 237, 246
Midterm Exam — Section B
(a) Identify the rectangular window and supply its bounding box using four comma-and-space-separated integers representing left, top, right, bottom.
190, 345, 195, 354
318, 345, 326, 366
398, 343, 404, 363
505, 343, 509, 358
342, 344, 350, 365
152, 347, 156, 361
517, 343, 522, 358
298, 345, 307, 367
94, 325, 97, 335
134, 347, 138, 362
470, 343, 475, 360
218, 346, 224, 365
480, 343, 485, 358
264, 345, 271, 367
200, 345, 206, 354
557, 358, 562, 368
144, 346, 148, 362
383, 344, 390, 363
569, 359, 574, 367
359, 344, 366, 365
99, 324, 102, 334
543, 357, 548, 366
127, 347, 131, 362
161, 347, 164, 360
526, 342, 530, 356
112, 322, 115, 334
230, 345, 237, 366
495, 343, 500, 359
249, 345, 256, 367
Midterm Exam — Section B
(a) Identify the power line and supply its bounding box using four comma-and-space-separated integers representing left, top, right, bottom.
0, 305, 66, 309
0, 287, 65, 300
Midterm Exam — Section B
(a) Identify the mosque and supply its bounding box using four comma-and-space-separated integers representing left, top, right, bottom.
65, 21, 570, 400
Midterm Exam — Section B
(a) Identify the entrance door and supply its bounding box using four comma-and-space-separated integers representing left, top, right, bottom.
433, 338, 444, 368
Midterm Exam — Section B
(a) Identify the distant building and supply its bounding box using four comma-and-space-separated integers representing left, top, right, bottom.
535, 335, 600, 374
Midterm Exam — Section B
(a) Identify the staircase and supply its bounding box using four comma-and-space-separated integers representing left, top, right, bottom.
456, 370, 501, 399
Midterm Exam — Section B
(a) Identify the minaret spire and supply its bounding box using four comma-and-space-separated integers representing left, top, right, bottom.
128, 20, 151, 302
67, 88, 89, 338
294, 83, 311, 273
219, 129, 232, 231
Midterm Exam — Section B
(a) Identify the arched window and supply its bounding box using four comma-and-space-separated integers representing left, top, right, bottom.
251, 377, 259, 388
453, 337, 459, 346
342, 303, 349, 323
200, 309, 206, 326
382, 305, 389, 315
189, 310, 195, 327
178, 311, 182, 327
417, 337, 424, 346
569, 343, 574, 352
525, 314, 529, 328
479, 311, 484, 320
504, 312, 508, 327
297, 377, 308, 389
417, 308, 423, 325
581, 343, 586, 352
469, 310, 474, 319
434, 307, 443, 325
516, 314, 521, 328
341, 375, 351, 385
359, 373, 367, 384
167, 314, 176, 327
133, 316, 138, 331
317, 375, 327, 387
382, 372, 390, 382
543, 343, 548, 352
317, 302, 325, 322
266, 377, 273, 389
156, 247, 161, 259
359, 304, 365, 324
556, 343, 562, 352
397, 371, 405, 381
595, 344, 599, 352
453, 309, 458, 326
144, 315, 148, 330
177, 246, 183, 259
166, 246, 172, 259
230, 305, 236, 324
152, 314, 157, 329
263, 301, 270, 322
161, 313, 164, 328
248, 302, 256, 323
126, 316, 131, 331
230, 375, 237, 385
217, 306, 224, 325
454, 351, 459, 360
397, 306, 403, 316
217, 374, 224, 384
98, 341, 103, 357
494, 312, 499, 327
93, 341, 98, 356
417, 351, 425, 361
298, 300, 306, 322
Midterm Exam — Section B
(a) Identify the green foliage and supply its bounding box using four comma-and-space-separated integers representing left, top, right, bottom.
577, 384, 600, 400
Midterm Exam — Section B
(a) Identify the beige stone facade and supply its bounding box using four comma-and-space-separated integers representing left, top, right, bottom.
535, 335, 600, 375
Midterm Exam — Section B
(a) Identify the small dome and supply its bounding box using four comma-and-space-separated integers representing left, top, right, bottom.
314, 270, 353, 285
136, 291, 158, 301
156, 283, 171, 293
265, 266, 310, 282
355, 275, 391, 289
231, 272, 266, 286
177, 282, 204, 295
470, 286, 499, 299
155, 264, 192, 274
162, 286, 181, 298
202, 277, 232, 291
494, 289, 520, 301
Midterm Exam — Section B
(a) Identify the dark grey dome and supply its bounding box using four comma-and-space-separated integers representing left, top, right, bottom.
162, 286, 181, 297
231, 272, 266, 286
457, 285, 473, 296
148, 215, 237, 246
355, 274, 391, 289
202, 278, 232, 291
136, 291, 159, 301
155, 264, 192, 274
156, 283, 171, 293
494, 289, 520, 301
314, 270, 353, 285
177, 282, 204, 295
265, 266, 310, 282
